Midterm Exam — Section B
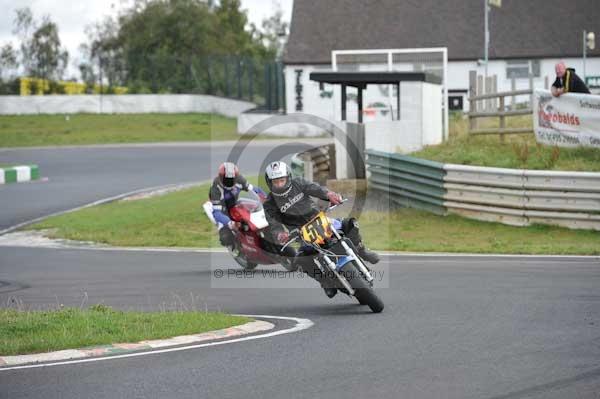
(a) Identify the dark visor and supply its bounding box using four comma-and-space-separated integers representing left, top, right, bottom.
223, 177, 235, 188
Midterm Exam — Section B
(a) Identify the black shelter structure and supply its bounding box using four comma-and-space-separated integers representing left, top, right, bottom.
310, 71, 442, 123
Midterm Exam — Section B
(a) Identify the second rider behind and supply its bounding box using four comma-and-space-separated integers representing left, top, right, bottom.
263, 161, 379, 298
205, 162, 266, 248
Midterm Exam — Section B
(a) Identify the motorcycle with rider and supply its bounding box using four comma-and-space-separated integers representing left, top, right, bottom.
263, 161, 384, 312
203, 162, 296, 271
203, 160, 384, 312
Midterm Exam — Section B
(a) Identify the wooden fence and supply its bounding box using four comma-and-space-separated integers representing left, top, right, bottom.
467, 71, 542, 141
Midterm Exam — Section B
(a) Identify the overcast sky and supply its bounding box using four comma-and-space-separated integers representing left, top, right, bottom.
0, 0, 293, 78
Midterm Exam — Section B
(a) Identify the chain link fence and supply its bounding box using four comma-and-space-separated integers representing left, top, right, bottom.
0, 55, 285, 112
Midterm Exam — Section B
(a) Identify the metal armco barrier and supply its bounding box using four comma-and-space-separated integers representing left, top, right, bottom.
365, 150, 446, 215
365, 149, 600, 231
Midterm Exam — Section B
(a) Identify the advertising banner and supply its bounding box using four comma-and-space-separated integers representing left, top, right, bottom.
533, 90, 600, 148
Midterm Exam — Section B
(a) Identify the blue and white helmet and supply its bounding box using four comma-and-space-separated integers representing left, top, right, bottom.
265, 161, 292, 195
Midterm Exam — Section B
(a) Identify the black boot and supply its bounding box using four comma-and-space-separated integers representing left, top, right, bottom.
323, 287, 338, 298
342, 218, 380, 264
357, 243, 380, 264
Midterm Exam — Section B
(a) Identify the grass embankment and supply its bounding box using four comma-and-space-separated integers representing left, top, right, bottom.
359, 209, 599, 255
412, 114, 600, 171
32, 182, 220, 248
0, 305, 250, 356
0, 113, 242, 147
29, 178, 600, 255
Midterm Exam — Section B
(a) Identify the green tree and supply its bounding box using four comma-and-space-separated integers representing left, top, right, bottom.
212, 0, 253, 55
29, 18, 69, 80
12, 8, 34, 42
76, 0, 280, 97
0, 42, 20, 94
0, 43, 19, 80
118, 0, 215, 92
13, 8, 69, 80
80, 16, 125, 90
78, 62, 97, 93
257, 2, 288, 58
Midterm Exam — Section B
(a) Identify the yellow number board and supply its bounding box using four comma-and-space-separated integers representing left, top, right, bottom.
301, 211, 333, 246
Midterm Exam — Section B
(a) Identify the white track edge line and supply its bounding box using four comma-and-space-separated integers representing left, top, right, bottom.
1, 242, 597, 261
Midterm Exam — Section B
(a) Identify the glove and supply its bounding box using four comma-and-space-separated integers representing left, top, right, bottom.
277, 231, 289, 244
255, 188, 267, 202
327, 191, 342, 205
252, 186, 266, 196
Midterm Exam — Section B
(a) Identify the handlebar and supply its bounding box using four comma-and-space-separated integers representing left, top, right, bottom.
325, 198, 348, 213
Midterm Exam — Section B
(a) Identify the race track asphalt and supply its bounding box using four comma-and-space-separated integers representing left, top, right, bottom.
1, 141, 599, 399
0, 140, 327, 231
0, 249, 599, 399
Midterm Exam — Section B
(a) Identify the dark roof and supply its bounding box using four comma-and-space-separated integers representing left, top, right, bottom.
284, 0, 600, 64
310, 71, 442, 86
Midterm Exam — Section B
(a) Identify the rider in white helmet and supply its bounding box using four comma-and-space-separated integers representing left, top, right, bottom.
263, 161, 379, 298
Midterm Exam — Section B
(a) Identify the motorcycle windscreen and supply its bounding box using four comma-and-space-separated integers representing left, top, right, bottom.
236, 190, 264, 211
249, 209, 269, 229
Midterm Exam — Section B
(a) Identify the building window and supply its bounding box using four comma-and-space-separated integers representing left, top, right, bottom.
449, 95, 464, 111
506, 60, 540, 78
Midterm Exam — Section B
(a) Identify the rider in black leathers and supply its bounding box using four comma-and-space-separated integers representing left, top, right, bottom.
263, 161, 379, 298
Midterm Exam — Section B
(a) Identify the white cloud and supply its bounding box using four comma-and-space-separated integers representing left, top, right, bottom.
241, 0, 293, 28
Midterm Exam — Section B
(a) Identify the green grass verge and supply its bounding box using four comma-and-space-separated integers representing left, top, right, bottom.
0, 305, 250, 356
29, 178, 600, 255
0, 113, 244, 147
411, 114, 600, 171
31, 182, 221, 248
359, 209, 599, 255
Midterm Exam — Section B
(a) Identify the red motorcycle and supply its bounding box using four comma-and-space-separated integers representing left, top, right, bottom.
204, 190, 297, 271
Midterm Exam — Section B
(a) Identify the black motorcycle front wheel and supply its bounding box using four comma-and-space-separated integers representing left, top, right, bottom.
342, 261, 384, 313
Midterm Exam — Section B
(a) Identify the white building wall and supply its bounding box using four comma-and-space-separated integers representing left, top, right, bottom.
285, 64, 442, 154
286, 57, 600, 114
363, 82, 442, 154
285, 64, 336, 120
285, 64, 433, 123
237, 112, 326, 137
422, 82, 443, 146
450, 57, 600, 92
460, 57, 600, 110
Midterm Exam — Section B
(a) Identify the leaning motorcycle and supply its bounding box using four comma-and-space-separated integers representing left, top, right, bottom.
203, 190, 297, 272
281, 200, 384, 313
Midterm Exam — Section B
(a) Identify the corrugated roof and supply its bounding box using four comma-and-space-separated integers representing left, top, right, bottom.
283, 0, 600, 64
